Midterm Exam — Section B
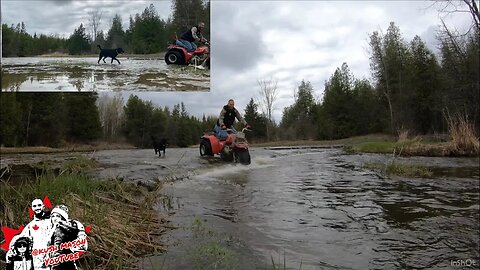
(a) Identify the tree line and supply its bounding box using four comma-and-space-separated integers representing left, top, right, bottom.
1, 2, 478, 147
278, 21, 478, 140
0, 89, 274, 148
2, 0, 210, 56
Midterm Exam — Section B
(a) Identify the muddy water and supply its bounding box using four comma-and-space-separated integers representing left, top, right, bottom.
1, 57, 209, 91
141, 148, 479, 270
1, 148, 478, 269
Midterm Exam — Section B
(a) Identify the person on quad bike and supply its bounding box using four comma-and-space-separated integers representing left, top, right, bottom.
176, 21, 207, 52
214, 99, 250, 140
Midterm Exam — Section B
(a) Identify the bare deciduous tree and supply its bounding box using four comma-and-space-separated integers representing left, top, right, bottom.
257, 78, 278, 140
88, 10, 103, 42
431, 0, 479, 129
98, 93, 124, 141
430, 0, 479, 34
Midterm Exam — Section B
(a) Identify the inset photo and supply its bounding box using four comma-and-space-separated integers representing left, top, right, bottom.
1, 0, 210, 92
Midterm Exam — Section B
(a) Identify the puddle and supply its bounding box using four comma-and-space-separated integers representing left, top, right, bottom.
2, 57, 210, 91
2, 148, 478, 269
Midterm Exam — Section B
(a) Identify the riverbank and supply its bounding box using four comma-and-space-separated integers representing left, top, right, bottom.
0, 142, 136, 154
1, 145, 478, 269
2, 133, 478, 157
256, 133, 479, 157
0, 157, 169, 270
35, 52, 167, 60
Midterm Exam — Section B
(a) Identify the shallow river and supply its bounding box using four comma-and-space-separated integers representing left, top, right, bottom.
1, 57, 209, 91
140, 148, 478, 270
1, 147, 478, 269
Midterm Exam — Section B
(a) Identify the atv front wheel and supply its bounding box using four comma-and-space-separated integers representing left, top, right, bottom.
165, 50, 184, 65
200, 139, 213, 156
235, 149, 251, 165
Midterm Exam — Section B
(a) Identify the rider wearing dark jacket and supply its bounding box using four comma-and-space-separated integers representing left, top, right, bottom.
177, 22, 206, 52
218, 99, 247, 128
215, 99, 250, 140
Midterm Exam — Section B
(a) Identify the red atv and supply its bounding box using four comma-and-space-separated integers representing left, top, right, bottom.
199, 128, 251, 165
164, 40, 210, 69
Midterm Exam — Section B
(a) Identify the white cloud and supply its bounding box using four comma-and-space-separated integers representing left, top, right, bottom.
1, 0, 170, 37
2, 0, 472, 123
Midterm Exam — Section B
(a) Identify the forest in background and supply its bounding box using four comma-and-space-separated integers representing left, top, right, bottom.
1, 0, 210, 56
1, 1, 478, 149
0, 18, 478, 148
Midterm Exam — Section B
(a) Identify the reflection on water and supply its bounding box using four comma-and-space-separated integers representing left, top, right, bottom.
148, 149, 479, 270
2, 148, 478, 269
1, 57, 209, 91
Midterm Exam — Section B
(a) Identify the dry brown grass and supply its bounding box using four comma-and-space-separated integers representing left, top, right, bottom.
397, 142, 452, 156
391, 115, 480, 157
67, 193, 170, 269
446, 112, 480, 155
0, 141, 136, 154
397, 129, 410, 142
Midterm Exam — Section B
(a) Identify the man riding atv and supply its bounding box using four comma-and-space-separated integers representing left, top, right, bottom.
214, 99, 251, 140
176, 21, 207, 52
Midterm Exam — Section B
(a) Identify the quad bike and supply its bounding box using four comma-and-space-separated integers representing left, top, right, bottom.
164, 39, 210, 69
199, 127, 251, 165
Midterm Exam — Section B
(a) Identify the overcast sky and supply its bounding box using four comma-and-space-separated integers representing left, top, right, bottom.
1, 1, 472, 122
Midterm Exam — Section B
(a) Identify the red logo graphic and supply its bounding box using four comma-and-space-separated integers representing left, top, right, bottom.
32, 224, 39, 231
43, 196, 52, 209
1, 226, 24, 251
85, 225, 91, 235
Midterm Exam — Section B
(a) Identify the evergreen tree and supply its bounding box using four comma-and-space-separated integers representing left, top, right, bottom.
66, 24, 90, 54
123, 95, 154, 147
64, 93, 102, 142
106, 14, 126, 48
439, 28, 480, 129
244, 98, 267, 141
128, 4, 168, 54
19, 93, 65, 147
0, 93, 22, 146
405, 36, 442, 133
281, 80, 316, 139
321, 63, 357, 139
369, 22, 410, 134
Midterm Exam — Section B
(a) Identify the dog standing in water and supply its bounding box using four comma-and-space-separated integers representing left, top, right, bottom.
97, 45, 124, 64
151, 136, 168, 157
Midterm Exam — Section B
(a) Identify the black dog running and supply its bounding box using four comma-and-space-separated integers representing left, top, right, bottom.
151, 136, 168, 157
97, 45, 124, 64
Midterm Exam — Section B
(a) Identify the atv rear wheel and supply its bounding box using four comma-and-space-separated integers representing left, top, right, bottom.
200, 139, 213, 156
221, 152, 234, 162
235, 149, 251, 165
165, 50, 184, 65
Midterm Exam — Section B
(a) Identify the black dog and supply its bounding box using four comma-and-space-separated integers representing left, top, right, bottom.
152, 136, 168, 157
97, 45, 124, 64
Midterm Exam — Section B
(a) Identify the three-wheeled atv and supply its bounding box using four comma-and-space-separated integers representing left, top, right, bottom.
165, 41, 210, 69
199, 128, 251, 165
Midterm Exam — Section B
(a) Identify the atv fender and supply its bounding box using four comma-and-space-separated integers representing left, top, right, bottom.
202, 135, 223, 154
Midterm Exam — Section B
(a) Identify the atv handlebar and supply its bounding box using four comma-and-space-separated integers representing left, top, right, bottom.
224, 127, 251, 134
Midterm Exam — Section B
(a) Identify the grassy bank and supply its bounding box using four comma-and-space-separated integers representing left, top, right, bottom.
349, 136, 479, 157
36, 52, 167, 59
254, 134, 395, 148
2, 129, 478, 157
0, 158, 168, 269
364, 162, 433, 178
1, 141, 136, 154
